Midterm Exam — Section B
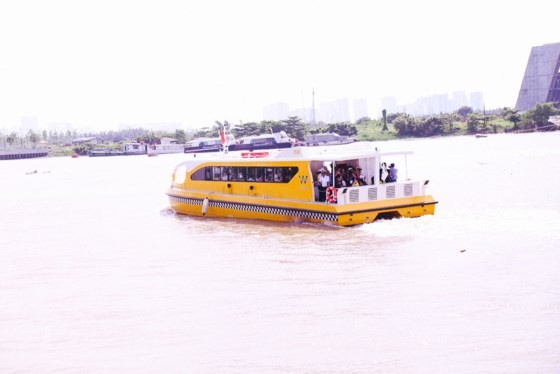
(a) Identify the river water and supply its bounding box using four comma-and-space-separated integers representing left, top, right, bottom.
1, 132, 559, 373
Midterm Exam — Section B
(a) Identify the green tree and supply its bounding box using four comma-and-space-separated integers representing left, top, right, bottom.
27, 129, 40, 147
466, 113, 487, 134
457, 106, 473, 120
6, 132, 18, 148
393, 114, 416, 136
520, 102, 560, 130
356, 116, 371, 124
141, 132, 160, 144
323, 123, 358, 136
281, 116, 308, 140
174, 129, 186, 144
501, 107, 521, 129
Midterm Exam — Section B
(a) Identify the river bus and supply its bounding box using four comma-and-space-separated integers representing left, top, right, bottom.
166, 142, 437, 227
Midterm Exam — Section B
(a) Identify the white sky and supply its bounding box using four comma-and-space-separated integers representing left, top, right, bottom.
0, 0, 558, 131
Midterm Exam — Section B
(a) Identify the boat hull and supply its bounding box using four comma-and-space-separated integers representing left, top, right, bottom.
167, 189, 436, 227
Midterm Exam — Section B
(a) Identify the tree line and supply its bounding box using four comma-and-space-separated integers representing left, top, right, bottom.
1, 103, 558, 151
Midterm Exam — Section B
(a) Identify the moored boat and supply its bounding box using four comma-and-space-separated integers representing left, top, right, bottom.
184, 137, 224, 153
228, 131, 292, 151
304, 133, 355, 146
166, 142, 437, 227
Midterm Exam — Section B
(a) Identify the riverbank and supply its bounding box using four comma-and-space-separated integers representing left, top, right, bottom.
0, 148, 48, 160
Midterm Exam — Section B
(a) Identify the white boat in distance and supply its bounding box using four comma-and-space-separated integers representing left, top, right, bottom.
304, 133, 355, 146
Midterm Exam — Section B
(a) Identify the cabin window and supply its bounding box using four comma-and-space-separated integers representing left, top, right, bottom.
265, 168, 274, 182
190, 167, 208, 181
246, 167, 257, 181
274, 168, 283, 182
255, 167, 265, 182
236, 167, 246, 181
174, 165, 187, 184
212, 167, 222, 181
190, 166, 299, 183
229, 167, 238, 181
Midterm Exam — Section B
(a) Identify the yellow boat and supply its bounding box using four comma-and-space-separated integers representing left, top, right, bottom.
166, 142, 437, 227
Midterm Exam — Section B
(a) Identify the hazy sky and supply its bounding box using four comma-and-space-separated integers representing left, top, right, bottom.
0, 0, 558, 131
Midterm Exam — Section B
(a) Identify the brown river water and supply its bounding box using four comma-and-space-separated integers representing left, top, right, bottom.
1, 132, 559, 373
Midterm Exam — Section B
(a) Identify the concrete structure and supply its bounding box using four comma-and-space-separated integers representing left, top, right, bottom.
0, 148, 48, 160
516, 43, 560, 111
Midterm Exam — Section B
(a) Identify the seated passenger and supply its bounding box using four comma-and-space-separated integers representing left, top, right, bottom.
334, 173, 346, 188
387, 163, 398, 182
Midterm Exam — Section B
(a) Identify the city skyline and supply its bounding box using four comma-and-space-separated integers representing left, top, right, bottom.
1, 0, 558, 132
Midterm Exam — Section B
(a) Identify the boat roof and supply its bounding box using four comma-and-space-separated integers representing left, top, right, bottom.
178, 141, 412, 167
239, 131, 289, 142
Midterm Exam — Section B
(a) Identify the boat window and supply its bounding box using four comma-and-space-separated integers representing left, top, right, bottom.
265, 168, 274, 182
283, 167, 297, 182
246, 167, 256, 181
190, 166, 299, 183
274, 168, 283, 182
236, 167, 246, 181
190, 166, 208, 181
174, 165, 187, 184
220, 167, 230, 181
255, 167, 265, 182
212, 167, 222, 181
229, 167, 238, 181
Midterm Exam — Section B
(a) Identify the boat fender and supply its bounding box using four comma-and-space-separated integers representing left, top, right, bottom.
202, 197, 209, 216
326, 187, 337, 203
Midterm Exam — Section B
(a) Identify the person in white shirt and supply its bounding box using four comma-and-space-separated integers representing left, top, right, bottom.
316, 169, 330, 202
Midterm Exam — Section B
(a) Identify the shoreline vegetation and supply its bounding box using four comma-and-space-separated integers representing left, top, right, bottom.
1, 103, 559, 158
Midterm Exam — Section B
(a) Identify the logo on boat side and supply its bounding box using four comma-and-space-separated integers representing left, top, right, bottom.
298, 175, 308, 184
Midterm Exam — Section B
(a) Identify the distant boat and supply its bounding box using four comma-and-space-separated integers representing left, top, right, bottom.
89, 142, 185, 157
304, 133, 355, 146
184, 137, 224, 153
228, 131, 292, 152
475, 134, 488, 138
88, 149, 124, 157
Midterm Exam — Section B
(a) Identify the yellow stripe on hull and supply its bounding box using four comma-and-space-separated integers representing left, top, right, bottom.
167, 189, 436, 227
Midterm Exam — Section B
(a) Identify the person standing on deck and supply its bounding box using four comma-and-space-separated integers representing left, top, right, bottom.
316, 169, 330, 202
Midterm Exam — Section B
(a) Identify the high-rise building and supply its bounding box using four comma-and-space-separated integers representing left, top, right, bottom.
470, 92, 484, 111
352, 98, 368, 122
318, 98, 350, 123
515, 42, 560, 111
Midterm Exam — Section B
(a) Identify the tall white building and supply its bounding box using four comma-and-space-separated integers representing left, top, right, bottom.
452, 91, 468, 109
380, 97, 399, 114
352, 98, 368, 121
318, 98, 351, 123
470, 92, 484, 111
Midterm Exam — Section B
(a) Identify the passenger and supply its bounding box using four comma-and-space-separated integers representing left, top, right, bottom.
356, 167, 367, 185
346, 167, 357, 186
314, 169, 322, 201
316, 168, 330, 202
380, 162, 388, 183
388, 163, 398, 182
334, 173, 346, 188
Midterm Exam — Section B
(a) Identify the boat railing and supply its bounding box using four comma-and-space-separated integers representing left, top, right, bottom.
335, 180, 426, 205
